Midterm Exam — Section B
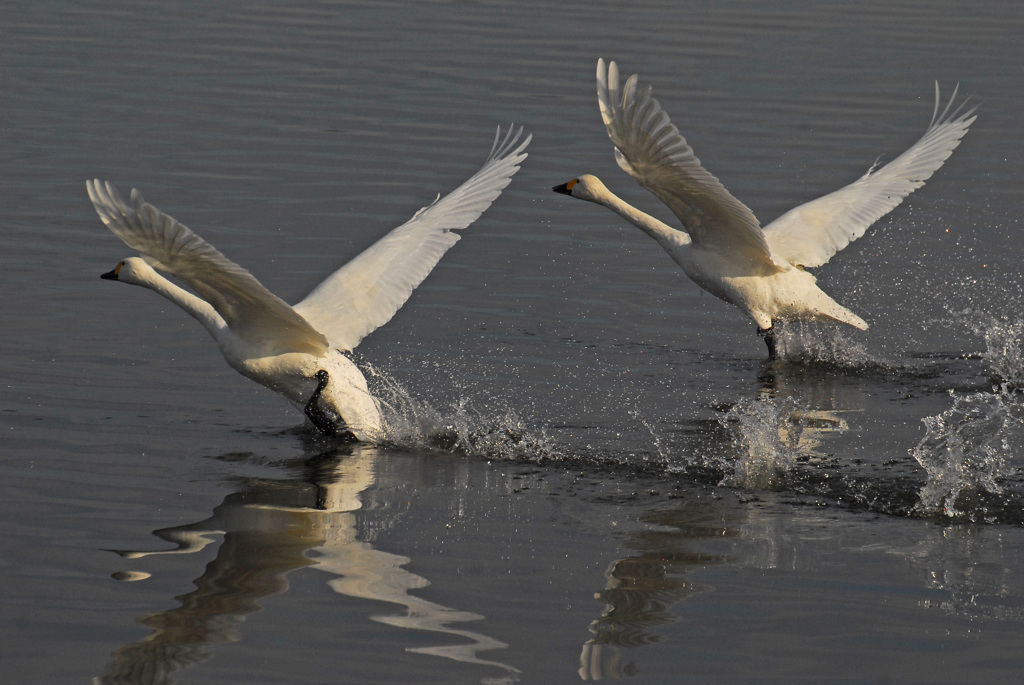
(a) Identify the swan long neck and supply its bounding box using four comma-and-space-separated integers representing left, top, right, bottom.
136, 267, 226, 339
593, 186, 690, 249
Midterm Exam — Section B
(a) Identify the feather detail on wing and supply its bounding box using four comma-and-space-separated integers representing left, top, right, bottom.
597, 59, 781, 272
293, 125, 530, 351
762, 83, 976, 268
87, 179, 329, 355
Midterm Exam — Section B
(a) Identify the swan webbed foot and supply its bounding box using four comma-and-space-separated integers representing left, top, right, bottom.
758, 325, 778, 360
305, 370, 339, 435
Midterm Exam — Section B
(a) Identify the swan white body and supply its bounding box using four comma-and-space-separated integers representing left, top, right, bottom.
555, 59, 975, 356
89, 125, 530, 439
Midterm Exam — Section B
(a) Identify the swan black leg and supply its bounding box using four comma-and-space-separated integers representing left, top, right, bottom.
304, 370, 337, 434
758, 325, 778, 360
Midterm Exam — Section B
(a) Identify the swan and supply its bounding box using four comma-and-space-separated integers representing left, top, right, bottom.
89, 125, 530, 440
554, 59, 975, 358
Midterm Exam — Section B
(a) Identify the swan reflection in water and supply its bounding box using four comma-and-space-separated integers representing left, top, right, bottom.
579, 361, 863, 680
95, 445, 519, 685
579, 498, 746, 680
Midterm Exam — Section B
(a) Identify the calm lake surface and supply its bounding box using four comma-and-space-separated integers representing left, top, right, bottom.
4, 1, 1024, 683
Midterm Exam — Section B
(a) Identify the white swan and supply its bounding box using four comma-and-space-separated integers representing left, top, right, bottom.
554, 59, 975, 357
89, 125, 530, 440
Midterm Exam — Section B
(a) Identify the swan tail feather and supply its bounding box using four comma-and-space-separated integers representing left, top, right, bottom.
816, 301, 868, 331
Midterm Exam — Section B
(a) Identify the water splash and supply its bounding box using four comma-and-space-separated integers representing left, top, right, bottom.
773, 320, 881, 368
963, 310, 1024, 386
913, 387, 1023, 521
910, 310, 1024, 521
628, 407, 670, 465
364, 362, 564, 463
720, 396, 806, 491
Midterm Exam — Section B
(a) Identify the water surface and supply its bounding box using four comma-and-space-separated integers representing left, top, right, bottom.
3, 1, 1024, 682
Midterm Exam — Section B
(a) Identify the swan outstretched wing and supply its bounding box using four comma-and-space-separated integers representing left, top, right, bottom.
597, 59, 779, 270
763, 84, 976, 268
293, 125, 530, 351
88, 179, 329, 355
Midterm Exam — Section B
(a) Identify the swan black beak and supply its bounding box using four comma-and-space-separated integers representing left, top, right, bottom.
101, 261, 123, 281
552, 182, 573, 195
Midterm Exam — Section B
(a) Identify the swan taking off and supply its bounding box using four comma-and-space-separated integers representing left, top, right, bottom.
554, 59, 975, 358
89, 125, 530, 440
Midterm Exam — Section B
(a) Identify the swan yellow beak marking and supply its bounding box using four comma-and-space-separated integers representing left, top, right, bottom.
552, 179, 578, 196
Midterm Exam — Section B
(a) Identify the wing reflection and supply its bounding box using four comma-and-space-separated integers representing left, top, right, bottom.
718, 361, 865, 490
96, 446, 518, 684
579, 499, 744, 680
757, 360, 864, 458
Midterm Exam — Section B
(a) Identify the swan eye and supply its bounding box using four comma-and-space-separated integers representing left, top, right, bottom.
567, 179, 579, 191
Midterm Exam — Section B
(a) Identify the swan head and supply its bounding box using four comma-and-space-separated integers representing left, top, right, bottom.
101, 256, 156, 286
552, 174, 610, 204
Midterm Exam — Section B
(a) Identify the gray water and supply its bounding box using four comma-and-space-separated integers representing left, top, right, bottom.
4, 1, 1024, 682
